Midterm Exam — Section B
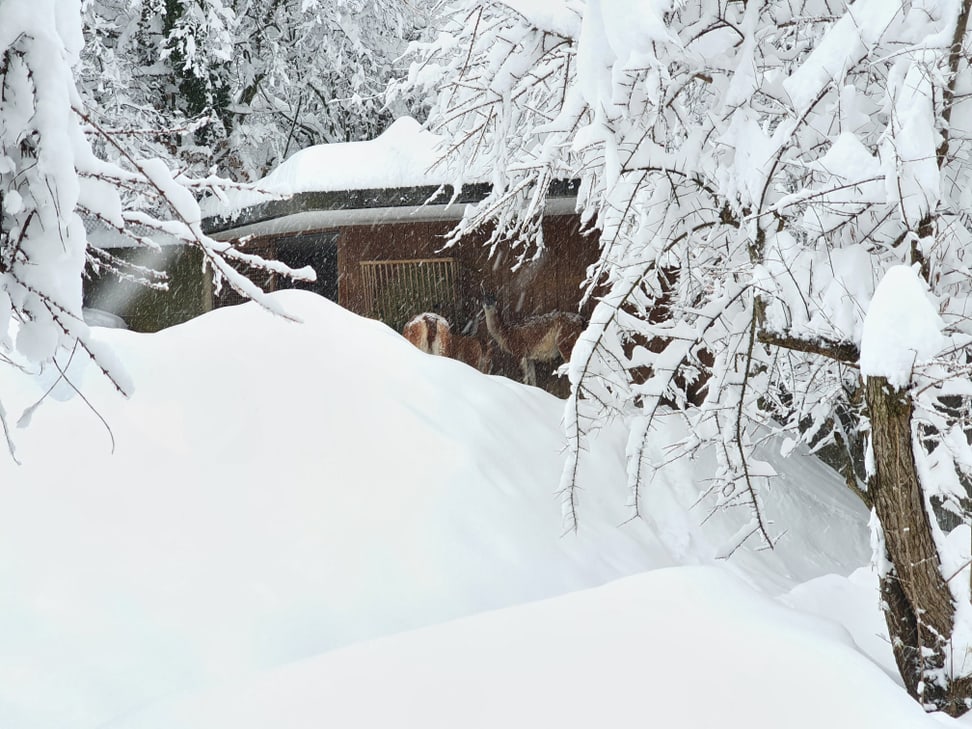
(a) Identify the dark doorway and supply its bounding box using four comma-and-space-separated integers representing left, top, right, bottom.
275, 232, 339, 301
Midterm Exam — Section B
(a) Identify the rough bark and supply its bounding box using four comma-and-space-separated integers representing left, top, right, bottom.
866, 375, 972, 715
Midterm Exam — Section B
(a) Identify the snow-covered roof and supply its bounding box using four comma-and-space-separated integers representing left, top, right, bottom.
204, 117, 579, 239
209, 117, 476, 216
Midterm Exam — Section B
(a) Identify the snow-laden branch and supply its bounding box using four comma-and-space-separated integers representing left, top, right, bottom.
412, 0, 972, 711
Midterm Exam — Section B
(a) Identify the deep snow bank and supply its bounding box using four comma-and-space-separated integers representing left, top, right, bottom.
116, 568, 947, 729
0, 292, 870, 729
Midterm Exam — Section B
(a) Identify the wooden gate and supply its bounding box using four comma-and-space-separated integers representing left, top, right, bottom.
360, 257, 459, 331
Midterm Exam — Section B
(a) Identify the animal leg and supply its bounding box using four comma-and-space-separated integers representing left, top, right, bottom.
557, 329, 580, 363
521, 357, 537, 386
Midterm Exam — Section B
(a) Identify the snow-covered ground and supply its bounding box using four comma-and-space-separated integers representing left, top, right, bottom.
0, 291, 959, 728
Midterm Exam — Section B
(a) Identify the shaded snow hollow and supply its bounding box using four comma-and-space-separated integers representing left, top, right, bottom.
0, 291, 937, 729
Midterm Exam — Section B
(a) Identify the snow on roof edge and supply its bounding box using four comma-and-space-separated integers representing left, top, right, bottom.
208, 194, 581, 241
204, 179, 582, 238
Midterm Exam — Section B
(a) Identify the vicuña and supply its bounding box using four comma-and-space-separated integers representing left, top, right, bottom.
481, 293, 584, 386
403, 312, 452, 357
452, 333, 492, 373
402, 312, 492, 373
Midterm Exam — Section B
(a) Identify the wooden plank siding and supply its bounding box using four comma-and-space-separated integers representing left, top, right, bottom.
211, 213, 597, 394
338, 215, 596, 328
223, 215, 597, 328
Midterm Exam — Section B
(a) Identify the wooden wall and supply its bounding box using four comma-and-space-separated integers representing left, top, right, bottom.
336, 214, 597, 395
217, 213, 598, 394
85, 245, 212, 332
338, 214, 596, 328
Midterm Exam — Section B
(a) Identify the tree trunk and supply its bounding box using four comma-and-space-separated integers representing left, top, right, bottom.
866, 375, 972, 715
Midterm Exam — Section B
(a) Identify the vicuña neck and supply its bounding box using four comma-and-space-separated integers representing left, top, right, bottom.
483, 306, 512, 354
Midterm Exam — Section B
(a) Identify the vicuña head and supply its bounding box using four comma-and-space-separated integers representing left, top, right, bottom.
480, 290, 584, 386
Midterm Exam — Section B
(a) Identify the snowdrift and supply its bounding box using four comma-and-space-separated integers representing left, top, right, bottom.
0, 292, 901, 729
117, 568, 939, 729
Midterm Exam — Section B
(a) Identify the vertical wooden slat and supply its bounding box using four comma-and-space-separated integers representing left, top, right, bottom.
374, 262, 383, 320
419, 261, 429, 312
360, 263, 368, 315
408, 260, 419, 317
379, 262, 389, 321
361, 263, 372, 317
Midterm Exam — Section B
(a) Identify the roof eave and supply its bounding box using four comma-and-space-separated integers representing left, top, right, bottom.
203, 179, 582, 239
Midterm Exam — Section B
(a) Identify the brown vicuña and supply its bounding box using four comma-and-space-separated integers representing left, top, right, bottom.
452, 333, 492, 373
402, 312, 492, 373
481, 293, 584, 386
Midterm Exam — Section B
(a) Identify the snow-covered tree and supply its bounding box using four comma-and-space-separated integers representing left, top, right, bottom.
79, 0, 236, 174
1, 0, 305, 453
80, 0, 438, 180
226, 0, 438, 175
408, 0, 972, 715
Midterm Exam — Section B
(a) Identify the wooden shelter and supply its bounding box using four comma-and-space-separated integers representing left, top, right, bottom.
208, 181, 588, 318
204, 180, 597, 393
86, 120, 598, 392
